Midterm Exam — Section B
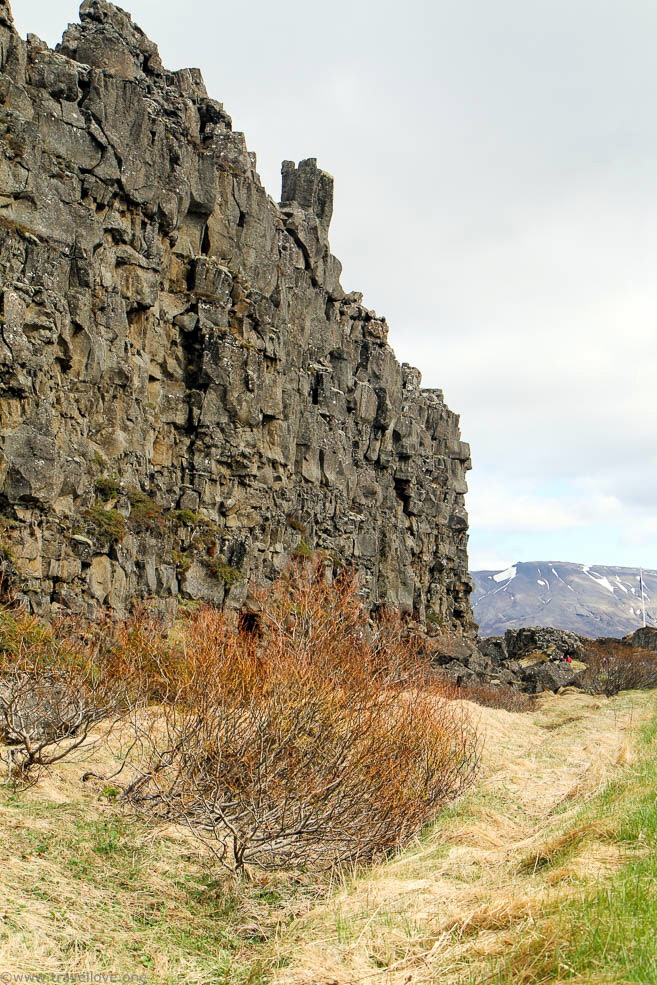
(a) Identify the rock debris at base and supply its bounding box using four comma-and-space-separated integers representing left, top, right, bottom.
431, 626, 589, 693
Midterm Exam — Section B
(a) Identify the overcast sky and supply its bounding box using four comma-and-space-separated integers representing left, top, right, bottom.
16, 0, 657, 572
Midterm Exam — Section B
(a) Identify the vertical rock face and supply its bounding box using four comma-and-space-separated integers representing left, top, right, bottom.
0, 0, 474, 630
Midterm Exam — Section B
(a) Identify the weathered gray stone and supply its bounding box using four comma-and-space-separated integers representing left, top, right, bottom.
627, 627, 657, 652
438, 660, 481, 687
477, 636, 508, 664
181, 562, 224, 606
88, 554, 112, 603
520, 658, 585, 694
505, 627, 584, 662
471, 628, 589, 693
430, 635, 493, 675
0, 0, 474, 629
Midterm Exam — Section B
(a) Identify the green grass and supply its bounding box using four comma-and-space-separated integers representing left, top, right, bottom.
205, 556, 244, 587
0, 787, 274, 983
479, 696, 657, 984
126, 488, 167, 534
94, 476, 121, 502
84, 505, 126, 544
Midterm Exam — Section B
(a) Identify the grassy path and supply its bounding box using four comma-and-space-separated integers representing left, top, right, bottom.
271, 690, 656, 985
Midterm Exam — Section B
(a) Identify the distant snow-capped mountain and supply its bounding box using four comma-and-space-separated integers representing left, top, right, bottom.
470, 562, 657, 638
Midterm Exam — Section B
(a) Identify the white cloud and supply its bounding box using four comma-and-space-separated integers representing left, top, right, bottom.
468, 483, 584, 533
467, 472, 657, 570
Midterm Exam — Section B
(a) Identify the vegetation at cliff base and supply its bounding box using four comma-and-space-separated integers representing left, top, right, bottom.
1, 564, 657, 982
0, 560, 480, 869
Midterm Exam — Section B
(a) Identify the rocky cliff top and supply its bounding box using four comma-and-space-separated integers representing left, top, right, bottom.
0, 0, 473, 629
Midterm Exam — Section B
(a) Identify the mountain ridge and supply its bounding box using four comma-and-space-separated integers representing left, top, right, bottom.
471, 561, 656, 638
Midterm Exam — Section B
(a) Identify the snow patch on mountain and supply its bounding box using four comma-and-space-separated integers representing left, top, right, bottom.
493, 565, 517, 583
584, 569, 615, 595
471, 562, 657, 637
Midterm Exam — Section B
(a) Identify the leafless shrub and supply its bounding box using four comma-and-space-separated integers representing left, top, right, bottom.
125, 561, 480, 873
0, 607, 132, 783
581, 639, 657, 696
446, 679, 534, 713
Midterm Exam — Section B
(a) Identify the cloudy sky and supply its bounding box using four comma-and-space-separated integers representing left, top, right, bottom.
17, 0, 657, 572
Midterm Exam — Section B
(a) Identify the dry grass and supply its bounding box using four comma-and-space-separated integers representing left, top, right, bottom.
0, 686, 653, 983
0, 748, 258, 981
268, 690, 654, 985
448, 681, 534, 713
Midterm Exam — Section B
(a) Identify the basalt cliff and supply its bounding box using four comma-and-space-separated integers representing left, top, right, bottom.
0, 0, 473, 629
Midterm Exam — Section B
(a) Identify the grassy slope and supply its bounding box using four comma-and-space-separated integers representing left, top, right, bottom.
0, 789, 262, 982
272, 689, 657, 985
483, 709, 657, 985
0, 736, 315, 984
1, 690, 656, 984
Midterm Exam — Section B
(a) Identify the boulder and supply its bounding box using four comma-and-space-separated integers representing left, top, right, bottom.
505, 626, 584, 662
520, 657, 586, 694
429, 635, 493, 676
477, 635, 508, 664
438, 660, 482, 688
626, 627, 657, 652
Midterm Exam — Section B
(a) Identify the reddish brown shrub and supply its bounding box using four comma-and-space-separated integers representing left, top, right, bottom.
580, 639, 657, 696
125, 560, 480, 872
100, 612, 173, 702
447, 680, 534, 713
